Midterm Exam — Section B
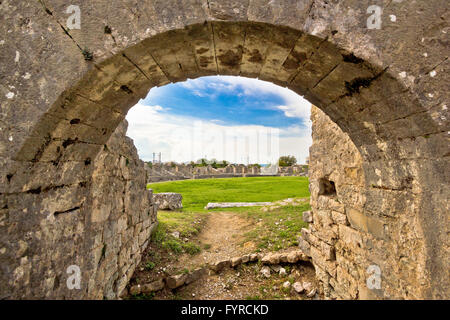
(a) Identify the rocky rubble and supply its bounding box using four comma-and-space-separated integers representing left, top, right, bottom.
127, 249, 310, 296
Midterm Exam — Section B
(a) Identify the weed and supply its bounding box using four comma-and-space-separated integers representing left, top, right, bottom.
182, 242, 201, 255
144, 261, 155, 271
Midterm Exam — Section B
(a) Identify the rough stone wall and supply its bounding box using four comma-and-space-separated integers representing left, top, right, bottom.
0, 121, 157, 299
303, 106, 437, 299
87, 120, 157, 299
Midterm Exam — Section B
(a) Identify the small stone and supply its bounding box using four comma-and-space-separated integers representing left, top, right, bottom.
241, 254, 250, 263
279, 253, 289, 263
261, 253, 281, 264
249, 253, 258, 262
302, 281, 313, 292
307, 288, 317, 298
171, 231, 180, 239
283, 281, 291, 289
292, 282, 304, 293
186, 268, 206, 284
287, 250, 306, 263
129, 284, 141, 295
260, 266, 271, 278
166, 274, 187, 289
279, 268, 287, 276
270, 264, 281, 272
302, 211, 313, 223
153, 192, 182, 210
230, 256, 242, 267
210, 259, 230, 272
141, 279, 164, 293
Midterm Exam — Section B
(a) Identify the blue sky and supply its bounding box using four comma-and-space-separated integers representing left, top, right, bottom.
126, 76, 312, 164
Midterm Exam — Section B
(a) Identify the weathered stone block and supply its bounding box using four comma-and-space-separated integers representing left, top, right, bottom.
186, 268, 207, 284
153, 193, 183, 210
166, 274, 187, 289
347, 208, 385, 239
210, 259, 231, 272
141, 279, 165, 293
298, 236, 311, 256
331, 211, 348, 225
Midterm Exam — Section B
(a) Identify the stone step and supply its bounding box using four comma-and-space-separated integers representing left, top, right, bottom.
126, 248, 309, 297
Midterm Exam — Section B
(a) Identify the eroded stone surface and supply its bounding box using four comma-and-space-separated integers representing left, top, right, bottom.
306, 106, 449, 300
153, 192, 183, 210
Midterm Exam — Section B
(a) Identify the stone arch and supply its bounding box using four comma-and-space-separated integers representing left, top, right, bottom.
0, 1, 448, 299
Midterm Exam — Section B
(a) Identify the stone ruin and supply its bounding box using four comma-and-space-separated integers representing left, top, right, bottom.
153, 192, 183, 211
0, 0, 448, 299
146, 162, 307, 182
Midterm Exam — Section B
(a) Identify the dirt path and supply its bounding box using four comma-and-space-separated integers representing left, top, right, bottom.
149, 211, 320, 300
177, 211, 257, 270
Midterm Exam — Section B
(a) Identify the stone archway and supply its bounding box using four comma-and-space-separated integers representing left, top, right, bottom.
0, 1, 448, 299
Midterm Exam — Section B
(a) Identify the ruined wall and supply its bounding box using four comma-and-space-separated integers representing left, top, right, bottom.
1, 0, 448, 300
146, 163, 307, 182
303, 106, 437, 299
0, 121, 157, 299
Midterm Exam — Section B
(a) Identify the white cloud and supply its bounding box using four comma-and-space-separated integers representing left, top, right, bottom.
126, 103, 312, 164
179, 76, 311, 120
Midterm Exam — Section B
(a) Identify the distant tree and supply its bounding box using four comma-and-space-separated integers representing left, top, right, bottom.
249, 163, 261, 168
278, 155, 297, 167
167, 161, 176, 168
194, 158, 208, 167
213, 160, 229, 168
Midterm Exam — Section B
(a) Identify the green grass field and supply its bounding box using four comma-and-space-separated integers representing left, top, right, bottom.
147, 176, 310, 211
145, 176, 311, 260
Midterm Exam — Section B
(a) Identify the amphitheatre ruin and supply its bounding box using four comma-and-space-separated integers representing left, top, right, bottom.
0, 0, 448, 301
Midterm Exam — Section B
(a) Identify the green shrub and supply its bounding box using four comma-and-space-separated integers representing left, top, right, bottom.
162, 239, 182, 254
182, 242, 201, 255
145, 261, 155, 270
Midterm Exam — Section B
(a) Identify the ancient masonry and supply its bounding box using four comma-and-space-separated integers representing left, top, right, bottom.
0, 1, 448, 299
304, 107, 382, 299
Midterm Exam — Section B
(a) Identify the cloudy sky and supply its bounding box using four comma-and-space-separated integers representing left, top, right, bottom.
126, 76, 312, 165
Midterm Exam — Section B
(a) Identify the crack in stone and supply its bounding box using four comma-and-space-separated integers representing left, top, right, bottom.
54, 204, 82, 216
210, 22, 220, 74
238, 24, 248, 76
147, 50, 173, 83
288, 36, 330, 85
311, 63, 340, 89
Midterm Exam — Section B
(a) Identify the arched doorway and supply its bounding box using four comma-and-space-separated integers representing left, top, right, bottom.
1, 1, 448, 299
